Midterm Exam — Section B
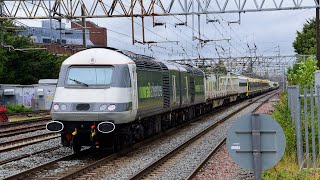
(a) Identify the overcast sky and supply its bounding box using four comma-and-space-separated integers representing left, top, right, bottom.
88, 8, 315, 59
15, 1, 315, 60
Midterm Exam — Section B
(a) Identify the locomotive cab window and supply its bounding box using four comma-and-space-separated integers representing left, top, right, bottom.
67, 66, 114, 87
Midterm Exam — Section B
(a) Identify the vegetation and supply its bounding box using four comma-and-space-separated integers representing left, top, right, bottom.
0, 20, 67, 85
287, 57, 318, 88
293, 18, 316, 55
263, 93, 320, 179
202, 60, 228, 75
5, 104, 31, 114
263, 18, 319, 179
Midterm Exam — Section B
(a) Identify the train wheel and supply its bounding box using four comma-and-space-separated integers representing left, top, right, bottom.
72, 143, 81, 153
112, 136, 118, 153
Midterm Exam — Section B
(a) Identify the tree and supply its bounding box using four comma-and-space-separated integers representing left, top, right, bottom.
288, 18, 318, 88
292, 18, 316, 55
287, 57, 317, 88
0, 20, 67, 84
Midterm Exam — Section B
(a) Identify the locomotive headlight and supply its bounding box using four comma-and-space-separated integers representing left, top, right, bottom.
99, 104, 107, 111
108, 104, 116, 111
53, 104, 60, 110
60, 104, 67, 111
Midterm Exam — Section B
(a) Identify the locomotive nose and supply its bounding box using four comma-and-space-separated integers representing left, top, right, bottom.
46, 121, 64, 132
97, 122, 115, 133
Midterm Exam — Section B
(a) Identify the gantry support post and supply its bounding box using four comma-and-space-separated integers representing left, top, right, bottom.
0, 0, 4, 48
317, 0, 320, 68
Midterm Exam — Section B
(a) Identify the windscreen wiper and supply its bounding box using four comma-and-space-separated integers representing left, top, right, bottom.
69, 78, 89, 87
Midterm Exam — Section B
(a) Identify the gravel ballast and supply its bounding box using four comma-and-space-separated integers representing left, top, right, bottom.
82, 95, 273, 179
157, 97, 265, 179
0, 138, 72, 179
193, 92, 280, 179
0, 93, 277, 179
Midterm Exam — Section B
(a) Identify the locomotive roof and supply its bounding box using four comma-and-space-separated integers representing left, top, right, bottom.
62, 48, 134, 65
115, 48, 203, 74
63, 48, 204, 75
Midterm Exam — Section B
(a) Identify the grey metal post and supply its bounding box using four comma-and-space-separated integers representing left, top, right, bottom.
317, 86, 320, 162
0, 0, 4, 48
197, 2, 200, 44
283, 64, 285, 90
317, 0, 320, 68
287, 87, 295, 124
310, 86, 316, 168
58, 5, 62, 45
293, 86, 303, 167
252, 114, 261, 180
81, 4, 87, 48
184, 0, 187, 24
304, 86, 310, 168
48, 0, 52, 30
192, 0, 194, 40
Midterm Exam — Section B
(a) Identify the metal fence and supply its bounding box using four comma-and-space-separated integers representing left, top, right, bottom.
287, 85, 320, 169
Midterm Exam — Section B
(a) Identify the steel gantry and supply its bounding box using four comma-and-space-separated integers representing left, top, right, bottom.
170, 54, 313, 79
0, 0, 318, 19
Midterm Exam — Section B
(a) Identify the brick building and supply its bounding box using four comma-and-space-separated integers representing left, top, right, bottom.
19, 20, 107, 55
71, 21, 107, 47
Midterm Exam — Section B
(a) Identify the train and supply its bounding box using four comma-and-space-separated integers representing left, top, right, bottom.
46, 48, 278, 152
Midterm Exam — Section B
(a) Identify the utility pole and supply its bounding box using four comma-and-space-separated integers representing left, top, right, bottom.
197, 3, 201, 44
58, 4, 62, 45
131, 0, 135, 45
81, 4, 87, 48
317, 0, 320, 68
0, 0, 4, 48
192, 0, 194, 40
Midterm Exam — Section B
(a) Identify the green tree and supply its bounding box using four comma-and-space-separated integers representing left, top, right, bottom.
292, 18, 316, 55
287, 57, 318, 88
289, 17, 318, 88
0, 20, 67, 84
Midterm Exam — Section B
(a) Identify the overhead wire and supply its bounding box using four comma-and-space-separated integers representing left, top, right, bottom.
7, 0, 256, 60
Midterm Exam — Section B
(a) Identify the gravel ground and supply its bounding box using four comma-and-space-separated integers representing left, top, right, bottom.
157, 97, 264, 179
0, 129, 49, 143
77, 95, 272, 180
0, 138, 73, 179
194, 144, 241, 180
193, 92, 280, 180
255, 92, 280, 114
0, 93, 277, 179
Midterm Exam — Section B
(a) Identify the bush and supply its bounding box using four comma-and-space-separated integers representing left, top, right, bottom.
6, 104, 32, 114
272, 93, 296, 156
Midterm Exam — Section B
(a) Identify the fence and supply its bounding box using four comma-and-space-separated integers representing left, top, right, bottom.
287, 85, 320, 169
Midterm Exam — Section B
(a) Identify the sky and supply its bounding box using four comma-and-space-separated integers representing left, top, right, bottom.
11, 1, 316, 61
86, 8, 314, 60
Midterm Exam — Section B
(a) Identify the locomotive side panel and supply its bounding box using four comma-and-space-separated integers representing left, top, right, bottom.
168, 69, 181, 109
136, 69, 164, 118
180, 71, 191, 107
193, 73, 205, 104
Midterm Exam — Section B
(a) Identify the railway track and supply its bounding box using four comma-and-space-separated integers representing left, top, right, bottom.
0, 145, 61, 165
0, 117, 51, 138
6, 110, 50, 117
3, 91, 277, 180
0, 132, 60, 153
185, 92, 275, 180
130, 91, 275, 179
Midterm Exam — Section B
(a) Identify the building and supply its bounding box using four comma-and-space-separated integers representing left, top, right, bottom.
19, 20, 108, 54
71, 21, 107, 47
0, 79, 57, 110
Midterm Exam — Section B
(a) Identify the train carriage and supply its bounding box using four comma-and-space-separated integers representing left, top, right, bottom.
46, 48, 274, 152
